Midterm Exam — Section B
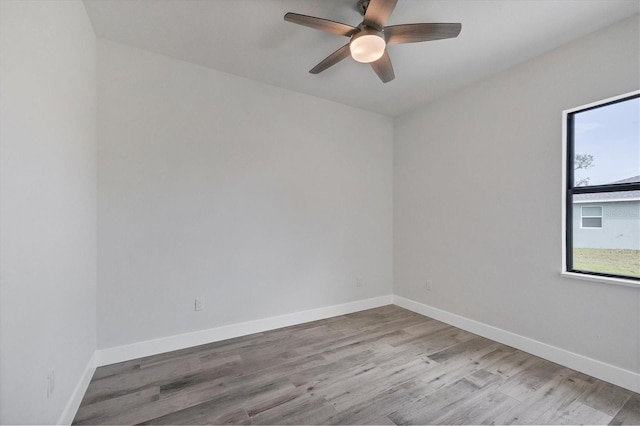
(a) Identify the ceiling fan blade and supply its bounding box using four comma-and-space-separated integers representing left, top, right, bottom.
385, 23, 462, 45
309, 43, 351, 74
284, 13, 358, 36
364, 0, 398, 29
370, 49, 395, 83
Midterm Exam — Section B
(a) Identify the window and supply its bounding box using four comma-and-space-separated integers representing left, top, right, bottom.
580, 206, 602, 228
564, 91, 640, 282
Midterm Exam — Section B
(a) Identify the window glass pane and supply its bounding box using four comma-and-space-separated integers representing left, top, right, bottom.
573, 97, 640, 187
581, 217, 602, 228
571, 199, 640, 278
581, 206, 602, 217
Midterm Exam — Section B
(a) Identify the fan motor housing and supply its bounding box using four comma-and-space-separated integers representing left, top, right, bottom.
356, 0, 370, 16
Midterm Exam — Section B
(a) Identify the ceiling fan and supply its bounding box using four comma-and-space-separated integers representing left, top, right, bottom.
284, 0, 461, 83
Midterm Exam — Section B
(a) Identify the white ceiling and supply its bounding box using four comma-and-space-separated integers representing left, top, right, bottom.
83, 0, 639, 117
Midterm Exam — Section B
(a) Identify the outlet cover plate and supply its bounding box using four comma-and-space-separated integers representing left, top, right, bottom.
195, 297, 205, 311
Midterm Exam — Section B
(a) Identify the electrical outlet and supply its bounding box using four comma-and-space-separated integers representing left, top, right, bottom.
425, 280, 433, 291
356, 276, 363, 288
46, 370, 55, 398
195, 297, 205, 311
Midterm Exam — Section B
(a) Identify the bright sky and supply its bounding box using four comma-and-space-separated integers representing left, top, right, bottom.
574, 95, 640, 186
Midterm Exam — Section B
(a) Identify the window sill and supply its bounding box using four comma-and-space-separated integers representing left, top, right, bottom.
561, 271, 640, 288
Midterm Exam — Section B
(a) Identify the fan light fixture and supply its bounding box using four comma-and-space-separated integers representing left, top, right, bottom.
349, 29, 385, 63
284, 0, 463, 83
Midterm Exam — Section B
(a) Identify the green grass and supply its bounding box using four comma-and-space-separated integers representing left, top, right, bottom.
573, 248, 640, 278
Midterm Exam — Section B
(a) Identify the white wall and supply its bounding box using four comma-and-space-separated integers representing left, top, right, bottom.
1, 4, 635, 421
394, 14, 640, 374
0, 1, 97, 424
97, 39, 393, 349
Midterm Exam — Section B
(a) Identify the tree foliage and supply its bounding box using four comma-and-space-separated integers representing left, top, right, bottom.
574, 153, 594, 186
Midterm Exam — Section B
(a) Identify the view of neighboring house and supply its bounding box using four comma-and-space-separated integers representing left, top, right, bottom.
573, 176, 640, 250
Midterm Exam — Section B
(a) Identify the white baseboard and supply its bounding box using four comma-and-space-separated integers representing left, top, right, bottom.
57, 351, 97, 425
96, 295, 394, 367
77, 292, 637, 423
393, 295, 640, 394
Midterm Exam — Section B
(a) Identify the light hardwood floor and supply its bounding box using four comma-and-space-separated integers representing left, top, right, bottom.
73, 305, 640, 425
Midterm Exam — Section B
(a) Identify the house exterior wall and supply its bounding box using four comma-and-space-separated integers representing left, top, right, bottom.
573, 201, 640, 250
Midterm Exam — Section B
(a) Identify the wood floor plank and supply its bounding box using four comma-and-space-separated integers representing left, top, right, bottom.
324, 378, 435, 425
579, 380, 634, 416
485, 347, 543, 380
89, 358, 141, 381
550, 400, 613, 425
143, 380, 296, 425
415, 342, 512, 391
494, 368, 601, 425
249, 392, 338, 425
73, 386, 160, 424
387, 377, 487, 425
496, 356, 566, 402
243, 384, 304, 418
327, 356, 438, 412
73, 305, 639, 425
430, 390, 521, 425
81, 354, 205, 405
609, 393, 640, 425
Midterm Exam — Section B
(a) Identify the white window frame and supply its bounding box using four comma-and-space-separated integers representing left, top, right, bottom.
560, 89, 640, 288
580, 205, 602, 229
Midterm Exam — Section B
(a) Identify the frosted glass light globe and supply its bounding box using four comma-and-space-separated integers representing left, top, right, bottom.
350, 31, 385, 63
